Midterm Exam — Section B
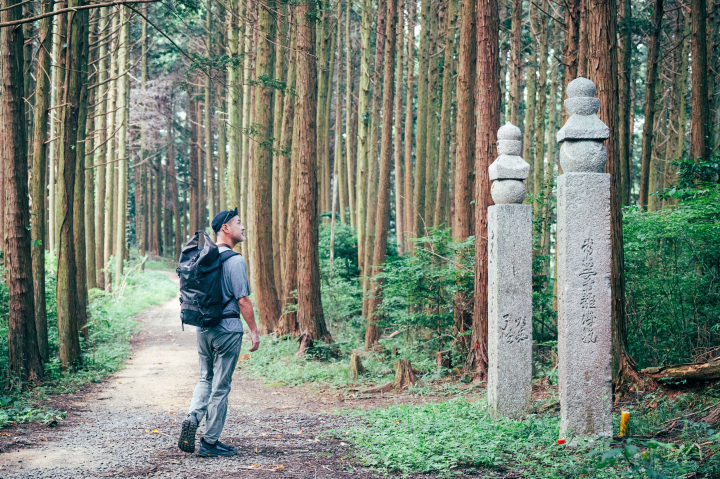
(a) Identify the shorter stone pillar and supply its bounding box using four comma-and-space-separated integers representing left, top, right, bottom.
556, 78, 613, 441
487, 123, 532, 419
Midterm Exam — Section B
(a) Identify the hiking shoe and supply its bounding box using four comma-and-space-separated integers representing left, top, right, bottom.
178, 417, 198, 453
197, 437, 238, 457
214, 439, 237, 454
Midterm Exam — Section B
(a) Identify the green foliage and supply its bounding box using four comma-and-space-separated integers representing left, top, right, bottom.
239, 335, 394, 389
373, 228, 474, 353
0, 260, 177, 428
624, 158, 720, 368
346, 395, 720, 478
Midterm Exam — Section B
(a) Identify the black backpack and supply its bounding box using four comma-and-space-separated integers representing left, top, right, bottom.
177, 231, 239, 329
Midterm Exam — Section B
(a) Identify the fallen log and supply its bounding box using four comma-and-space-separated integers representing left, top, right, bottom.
359, 382, 394, 394
640, 359, 720, 383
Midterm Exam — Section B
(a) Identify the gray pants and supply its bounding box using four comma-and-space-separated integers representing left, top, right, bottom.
187, 328, 243, 443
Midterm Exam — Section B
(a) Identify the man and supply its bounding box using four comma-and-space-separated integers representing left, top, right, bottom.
178, 208, 261, 457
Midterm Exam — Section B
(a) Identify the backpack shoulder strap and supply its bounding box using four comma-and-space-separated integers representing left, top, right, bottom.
219, 250, 241, 312
219, 250, 240, 263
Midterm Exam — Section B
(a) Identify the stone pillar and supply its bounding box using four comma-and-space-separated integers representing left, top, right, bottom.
556, 78, 613, 441
487, 123, 532, 419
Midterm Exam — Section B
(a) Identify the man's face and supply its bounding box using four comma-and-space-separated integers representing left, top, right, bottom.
222, 216, 246, 243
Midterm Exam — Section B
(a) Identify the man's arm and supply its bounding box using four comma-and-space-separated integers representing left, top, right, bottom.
237, 296, 260, 352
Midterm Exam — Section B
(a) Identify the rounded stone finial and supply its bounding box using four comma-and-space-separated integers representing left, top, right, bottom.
566, 77, 596, 99
497, 122, 521, 141
491, 180, 526, 204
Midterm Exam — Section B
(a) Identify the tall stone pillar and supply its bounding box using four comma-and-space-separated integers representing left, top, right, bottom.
556, 78, 613, 441
487, 123, 532, 419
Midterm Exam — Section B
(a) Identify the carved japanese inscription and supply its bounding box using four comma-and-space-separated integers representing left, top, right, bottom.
499, 313, 529, 344
579, 237, 597, 343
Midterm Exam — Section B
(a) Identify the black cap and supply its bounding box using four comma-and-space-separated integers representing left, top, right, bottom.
211, 207, 238, 233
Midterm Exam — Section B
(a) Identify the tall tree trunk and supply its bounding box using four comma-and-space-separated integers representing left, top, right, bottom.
345, 0, 356, 229
136, 6, 148, 261
423, 0, 440, 228
393, 5, 404, 252
587, 0, 637, 390
522, 1, 537, 193
466, 0, 500, 379
30, 0, 55, 363
671, 9, 690, 165
433, 0, 457, 227
403, 0, 416, 249
562, 0, 581, 114
295, 0, 332, 354
252, 0, 281, 334
452, 0, 475, 348
691, 0, 709, 162
365, 0, 398, 350
532, 0, 549, 214
94, 7, 108, 289
1, 0, 44, 381
226, 0, 242, 212
57, 0, 88, 368
114, 6, 128, 286
49, 5, 68, 254
189, 88, 200, 233
278, 21, 298, 295
74, 12, 90, 337
618, 0, 632, 205
362, 0, 387, 302
508, 0, 522, 125
84, 20, 96, 289
412, 0, 432, 241
167, 101, 182, 260
103, 9, 117, 289
271, 4, 288, 297
355, 0, 373, 267
639, 0, 664, 210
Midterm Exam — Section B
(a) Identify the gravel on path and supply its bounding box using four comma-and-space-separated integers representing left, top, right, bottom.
0, 275, 378, 479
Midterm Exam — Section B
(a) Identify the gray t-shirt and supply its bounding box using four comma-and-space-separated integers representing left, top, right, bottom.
217, 246, 250, 333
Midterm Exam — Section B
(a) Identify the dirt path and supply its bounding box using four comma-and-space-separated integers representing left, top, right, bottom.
0, 275, 378, 479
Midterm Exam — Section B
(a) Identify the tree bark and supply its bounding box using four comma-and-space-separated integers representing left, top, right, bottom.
393, 5, 404, 252
433, 0, 457, 228
617, 0, 632, 205
355, 0, 372, 265
74, 9, 90, 337
114, 6, 128, 285
252, 0, 281, 334
639, 0, 664, 210
532, 0, 549, 214
278, 21, 297, 297
295, 0, 332, 354
466, 0, 500, 379
57, 0, 88, 368
1, 0, 44, 382
452, 0, 475, 348
691, 0, 709, 162
365, 0, 397, 350
103, 9, 117, 289
587, 0, 638, 391
30, 0, 55, 363
94, 7, 108, 289
412, 0, 432, 241
403, 0, 416, 249
344, 0, 356, 229
508, 0, 521, 125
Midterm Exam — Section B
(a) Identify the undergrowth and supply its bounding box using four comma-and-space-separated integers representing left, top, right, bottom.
0, 258, 177, 428
344, 393, 720, 478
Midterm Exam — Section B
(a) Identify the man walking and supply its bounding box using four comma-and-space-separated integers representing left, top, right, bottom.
178, 208, 261, 457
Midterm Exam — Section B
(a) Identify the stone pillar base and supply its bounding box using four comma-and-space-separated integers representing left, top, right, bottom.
487, 204, 532, 419
557, 172, 612, 440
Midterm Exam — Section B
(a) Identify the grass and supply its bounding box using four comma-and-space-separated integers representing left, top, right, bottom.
343, 392, 720, 478
0, 260, 177, 428
239, 334, 397, 389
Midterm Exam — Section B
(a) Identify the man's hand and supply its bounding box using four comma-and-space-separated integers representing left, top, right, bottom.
249, 330, 260, 352
238, 296, 260, 352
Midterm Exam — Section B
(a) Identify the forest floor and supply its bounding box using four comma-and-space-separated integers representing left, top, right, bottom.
0, 273, 501, 479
